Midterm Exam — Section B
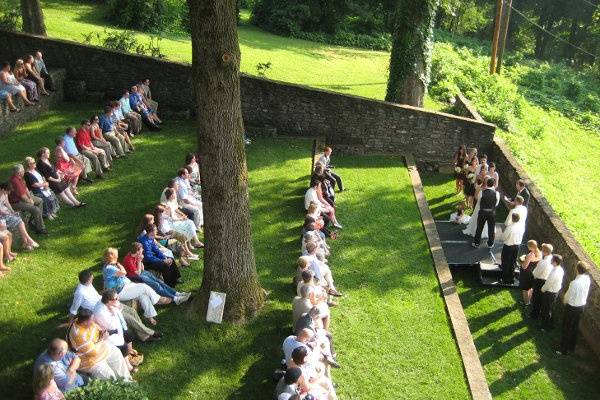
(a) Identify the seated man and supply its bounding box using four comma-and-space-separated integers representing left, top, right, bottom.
274, 367, 301, 400
318, 146, 344, 191
68, 269, 161, 342
140, 79, 158, 113
282, 328, 314, 363
129, 86, 161, 131
292, 284, 315, 327
119, 90, 142, 134
108, 103, 135, 151
98, 106, 131, 155
34, 338, 85, 393
176, 168, 204, 230
34, 51, 53, 91
76, 120, 110, 174
294, 307, 338, 368
88, 115, 116, 163
67, 308, 131, 381
137, 224, 181, 288
63, 127, 94, 182
8, 164, 47, 234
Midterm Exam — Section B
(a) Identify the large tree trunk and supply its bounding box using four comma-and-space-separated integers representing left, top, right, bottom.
385, 0, 439, 107
187, 0, 264, 324
20, 0, 47, 36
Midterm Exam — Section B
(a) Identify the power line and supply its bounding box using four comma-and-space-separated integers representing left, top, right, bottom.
579, 0, 598, 9
507, 2, 599, 59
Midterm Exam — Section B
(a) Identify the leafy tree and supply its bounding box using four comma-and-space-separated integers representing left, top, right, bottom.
20, 0, 46, 35
386, 0, 440, 107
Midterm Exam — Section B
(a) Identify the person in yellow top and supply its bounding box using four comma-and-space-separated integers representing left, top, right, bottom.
67, 308, 131, 381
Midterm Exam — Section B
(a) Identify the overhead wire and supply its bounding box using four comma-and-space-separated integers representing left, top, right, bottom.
506, 1, 599, 59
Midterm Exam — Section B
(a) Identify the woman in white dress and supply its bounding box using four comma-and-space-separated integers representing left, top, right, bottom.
463, 177, 489, 239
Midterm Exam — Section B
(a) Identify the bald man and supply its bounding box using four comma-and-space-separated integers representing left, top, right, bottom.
34, 338, 86, 393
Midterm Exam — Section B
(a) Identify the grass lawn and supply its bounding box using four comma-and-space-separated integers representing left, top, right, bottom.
421, 172, 600, 400
0, 103, 469, 399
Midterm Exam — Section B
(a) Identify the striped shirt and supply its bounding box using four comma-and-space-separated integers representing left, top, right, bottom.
68, 322, 109, 370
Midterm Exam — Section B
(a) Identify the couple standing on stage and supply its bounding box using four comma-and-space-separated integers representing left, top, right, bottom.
467, 176, 500, 249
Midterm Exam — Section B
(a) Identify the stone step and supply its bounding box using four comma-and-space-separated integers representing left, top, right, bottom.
0, 68, 66, 137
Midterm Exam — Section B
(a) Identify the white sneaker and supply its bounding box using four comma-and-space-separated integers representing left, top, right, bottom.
187, 254, 200, 260
333, 223, 343, 229
174, 295, 184, 305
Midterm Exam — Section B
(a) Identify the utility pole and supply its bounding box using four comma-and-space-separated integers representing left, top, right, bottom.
489, 0, 503, 74
496, 0, 513, 73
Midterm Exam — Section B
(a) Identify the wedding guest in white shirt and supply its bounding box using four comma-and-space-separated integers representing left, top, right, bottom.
557, 261, 591, 355
505, 195, 527, 227
500, 213, 525, 284
540, 254, 564, 331
530, 243, 554, 319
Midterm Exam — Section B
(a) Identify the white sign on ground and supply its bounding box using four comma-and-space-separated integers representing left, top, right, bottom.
206, 291, 226, 324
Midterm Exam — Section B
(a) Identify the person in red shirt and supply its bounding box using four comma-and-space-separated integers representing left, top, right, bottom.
123, 242, 189, 305
76, 121, 109, 178
8, 164, 47, 234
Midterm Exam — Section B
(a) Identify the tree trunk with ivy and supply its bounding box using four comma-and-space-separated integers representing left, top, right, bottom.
186, 0, 265, 324
385, 0, 439, 107
20, 0, 47, 36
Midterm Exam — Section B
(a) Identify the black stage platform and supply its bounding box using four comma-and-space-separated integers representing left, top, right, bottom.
435, 221, 521, 288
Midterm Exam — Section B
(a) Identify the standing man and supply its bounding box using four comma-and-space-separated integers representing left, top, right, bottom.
557, 261, 591, 355
500, 213, 525, 284
540, 254, 564, 331
318, 147, 344, 192
504, 179, 530, 209
472, 177, 499, 249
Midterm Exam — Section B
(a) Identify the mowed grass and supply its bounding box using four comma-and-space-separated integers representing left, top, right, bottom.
0, 103, 469, 399
421, 172, 600, 399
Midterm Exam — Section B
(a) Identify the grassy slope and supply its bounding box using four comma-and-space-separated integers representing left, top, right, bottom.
0, 103, 469, 399
420, 172, 600, 400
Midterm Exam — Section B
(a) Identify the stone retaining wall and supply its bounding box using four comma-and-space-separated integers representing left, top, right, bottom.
453, 92, 483, 122
0, 30, 496, 164
492, 136, 600, 358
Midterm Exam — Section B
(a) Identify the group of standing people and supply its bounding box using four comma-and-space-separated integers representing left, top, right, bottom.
451, 145, 591, 357
274, 147, 345, 400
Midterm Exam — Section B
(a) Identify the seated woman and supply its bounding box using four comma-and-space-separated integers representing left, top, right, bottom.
123, 242, 190, 305
306, 202, 334, 239
13, 59, 38, 102
93, 289, 139, 374
0, 182, 39, 251
305, 179, 341, 229
102, 247, 171, 326
88, 116, 116, 162
160, 190, 204, 247
136, 213, 176, 260
313, 163, 335, 206
24, 55, 49, 96
288, 346, 337, 400
54, 137, 83, 195
0, 61, 33, 106
154, 204, 198, 266
184, 153, 202, 194
0, 90, 20, 112
0, 219, 17, 271
23, 157, 60, 220
32, 363, 65, 400
36, 148, 85, 208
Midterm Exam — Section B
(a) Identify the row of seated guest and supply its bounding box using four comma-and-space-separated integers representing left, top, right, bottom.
0, 52, 54, 112
31, 237, 196, 399
0, 73, 164, 276
275, 148, 345, 400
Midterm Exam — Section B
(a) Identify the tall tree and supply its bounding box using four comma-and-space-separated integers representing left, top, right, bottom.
385, 0, 440, 107
20, 0, 47, 36
186, 0, 265, 323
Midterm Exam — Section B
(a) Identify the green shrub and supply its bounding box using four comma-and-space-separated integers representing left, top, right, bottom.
0, 8, 21, 32
65, 379, 148, 400
82, 29, 165, 59
105, 0, 189, 33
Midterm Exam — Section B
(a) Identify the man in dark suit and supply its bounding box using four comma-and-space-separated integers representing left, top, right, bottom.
504, 179, 530, 208
473, 177, 500, 248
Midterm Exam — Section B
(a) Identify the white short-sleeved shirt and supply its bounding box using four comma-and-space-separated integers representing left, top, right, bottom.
69, 283, 101, 315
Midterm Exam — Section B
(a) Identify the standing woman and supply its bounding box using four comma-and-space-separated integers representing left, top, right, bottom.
519, 240, 542, 306
0, 61, 34, 106
24, 55, 49, 96
36, 148, 85, 208
488, 162, 499, 189
453, 145, 467, 194
463, 156, 479, 209
54, 137, 83, 195
13, 59, 38, 102
23, 157, 60, 220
